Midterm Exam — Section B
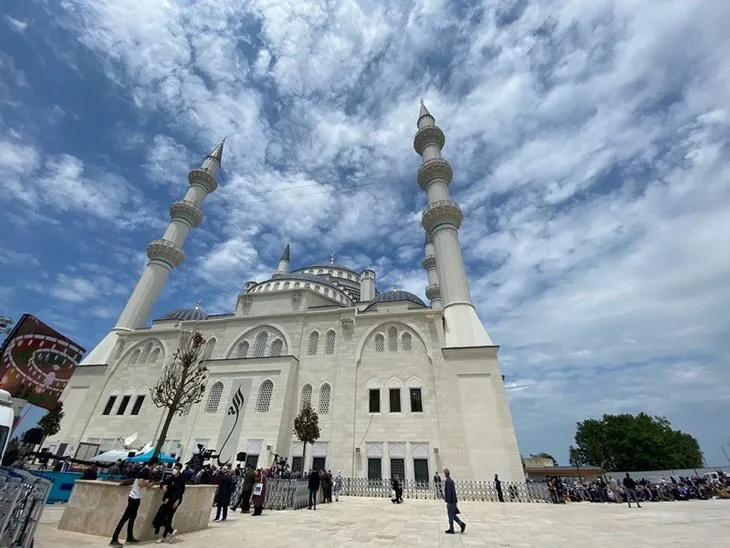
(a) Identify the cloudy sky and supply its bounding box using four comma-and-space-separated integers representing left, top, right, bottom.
1, 0, 729, 466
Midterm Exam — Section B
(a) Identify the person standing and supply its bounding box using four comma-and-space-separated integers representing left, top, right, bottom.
433, 472, 443, 498
623, 473, 642, 508
494, 474, 504, 502
307, 469, 320, 510
213, 466, 234, 522
333, 470, 343, 502
251, 468, 267, 516
110, 457, 157, 546
233, 466, 255, 513
443, 469, 466, 535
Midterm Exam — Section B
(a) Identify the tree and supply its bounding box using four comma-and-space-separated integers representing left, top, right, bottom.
530, 452, 558, 466
293, 403, 320, 471
150, 331, 209, 458
37, 402, 64, 448
573, 412, 704, 472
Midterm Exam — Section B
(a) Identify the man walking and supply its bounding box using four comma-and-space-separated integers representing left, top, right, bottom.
110, 457, 157, 546
443, 469, 466, 534
307, 469, 320, 510
623, 472, 642, 508
494, 474, 504, 502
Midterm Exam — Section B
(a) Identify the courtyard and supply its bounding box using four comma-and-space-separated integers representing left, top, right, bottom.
35, 497, 729, 547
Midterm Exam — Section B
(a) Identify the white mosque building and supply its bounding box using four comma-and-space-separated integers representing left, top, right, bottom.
47, 103, 524, 482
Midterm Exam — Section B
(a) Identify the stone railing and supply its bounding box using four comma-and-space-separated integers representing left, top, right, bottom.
341, 478, 552, 503
0, 466, 52, 548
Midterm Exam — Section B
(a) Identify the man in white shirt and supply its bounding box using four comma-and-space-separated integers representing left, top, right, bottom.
110, 457, 158, 546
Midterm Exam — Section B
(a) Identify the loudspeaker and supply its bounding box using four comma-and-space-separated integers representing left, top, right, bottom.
236, 452, 247, 462
23, 427, 44, 445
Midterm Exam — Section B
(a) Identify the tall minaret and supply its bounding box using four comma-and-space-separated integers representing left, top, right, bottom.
414, 101, 493, 346
80, 140, 225, 365
422, 232, 442, 309
275, 244, 290, 276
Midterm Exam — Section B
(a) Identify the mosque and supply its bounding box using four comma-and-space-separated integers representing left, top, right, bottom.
46, 103, 524, 482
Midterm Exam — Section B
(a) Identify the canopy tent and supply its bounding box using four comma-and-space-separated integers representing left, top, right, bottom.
91, 450, 136, 464
127, 448, 176, 464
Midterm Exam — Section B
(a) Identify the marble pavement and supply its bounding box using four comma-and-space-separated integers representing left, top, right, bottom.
35, 497, 729, 547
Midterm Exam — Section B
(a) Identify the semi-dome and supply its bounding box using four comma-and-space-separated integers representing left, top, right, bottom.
371, 289, 427, 308
156, 307, 208, 321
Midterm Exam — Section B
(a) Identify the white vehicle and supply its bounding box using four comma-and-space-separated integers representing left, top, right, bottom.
0, 389, 14, 463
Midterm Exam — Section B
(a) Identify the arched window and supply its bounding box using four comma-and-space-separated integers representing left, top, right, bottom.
283, 282, 290, 289
269, 339, 283, 357
307, 332, 319, 356
149, 348, 161, 363
375, 334, 385, 353
325, 331, 336, 355
388, 327, 398, 351
202, 338, 216, 360
300, 384, 312, 410
205, 382, 223, 413
253, 331, 268, 357
401, 332, 412, 352
256, 380, 274, 413
236, 341, 249, 359
129, 349, 141, 364
319, 383, 331, 414
140, 342, 153, 364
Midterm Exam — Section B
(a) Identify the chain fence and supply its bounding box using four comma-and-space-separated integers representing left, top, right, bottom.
1, 466, 52, 548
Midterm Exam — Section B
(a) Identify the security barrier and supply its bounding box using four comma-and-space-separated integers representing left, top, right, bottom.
0, 466, 51, 548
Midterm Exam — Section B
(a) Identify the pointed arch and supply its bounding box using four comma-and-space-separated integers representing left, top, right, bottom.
269, 338, 283, 357
253, 331, 268, 357
374, 333, 385, 353
355, 321, 434, 365
256, 379, 274, 413
319, 383, 331, 415
236, 341, 249, 359
224, 324, 291, 358
387, 326, 398, 351
202, 337, 216, 360
300, 383, 312, 410
324, 330, 336, 355
401, 332, 412, 352
307, 331, 319, 356
205, 381, 224, 413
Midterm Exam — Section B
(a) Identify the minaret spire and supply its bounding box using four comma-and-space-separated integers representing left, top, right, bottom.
414, 102, 492, 346
275, 243, 291, 276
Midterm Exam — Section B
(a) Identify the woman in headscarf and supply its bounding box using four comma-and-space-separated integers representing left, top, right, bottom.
333, 470, 343, 502
251, 468, 267, 516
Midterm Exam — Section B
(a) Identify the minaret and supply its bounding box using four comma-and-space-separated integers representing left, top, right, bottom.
414, 101, 493, 346
422, 232, 442, 309
275, 244, 290, 276
80, 140, 225, 365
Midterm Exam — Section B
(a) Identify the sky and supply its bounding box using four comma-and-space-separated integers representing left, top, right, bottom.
1, 0, 729, 467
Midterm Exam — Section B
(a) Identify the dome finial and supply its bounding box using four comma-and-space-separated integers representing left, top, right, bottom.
330, 252, 335, 264
195, 300, 201, 309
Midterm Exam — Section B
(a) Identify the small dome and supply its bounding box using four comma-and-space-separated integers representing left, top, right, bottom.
156, 307, 208, 321
372, 290, 427, 308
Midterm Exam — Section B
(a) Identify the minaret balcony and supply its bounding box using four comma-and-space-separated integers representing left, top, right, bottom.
413, 125, 446, 155
422, 200, 463, 232
188, 168, 218, 195
421, 256, 437, 270
425, 283, 441, 301
417, 158, 453, 190
147, 239, 185, 268
170, 200, 203, 227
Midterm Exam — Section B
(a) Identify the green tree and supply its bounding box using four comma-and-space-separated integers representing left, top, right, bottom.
573, 413, 704, 471
37, 402, 64, 448
150, 332, 209, 459
293, 403, 320, 470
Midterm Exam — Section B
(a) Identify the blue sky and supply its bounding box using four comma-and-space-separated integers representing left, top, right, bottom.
1, 1, 729, 466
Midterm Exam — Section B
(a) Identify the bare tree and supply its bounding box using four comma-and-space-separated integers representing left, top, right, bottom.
150, 331, 209, 458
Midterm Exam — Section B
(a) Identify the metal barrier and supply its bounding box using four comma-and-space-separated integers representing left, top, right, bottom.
341, 478, 552, 503
1, 466, 52, 548
230, 478, 310, 511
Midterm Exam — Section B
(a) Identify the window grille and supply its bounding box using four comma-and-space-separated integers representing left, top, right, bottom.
375, 334, 384, 352
410, 388, 423, 413
149, 348, 161, 363
301, 384, 312, 410
368, 458, 382, 480
236, 341, 249, 359
307, 332, 319, 355
206, 382, 223, 413
253, 331, 268, 357
401, 332, 412, 351
129, 349, 141, 364
202, 338, 216, 360
389, 388, 401, 413
391, 458, 405, 480
388, 327, 398, 351
140, 342, 153, 364
269, 339, 283, 357
319, 383, 331, 414
325, 331, 336, 355
256, 380, 274, 412
414, 458, 430, 483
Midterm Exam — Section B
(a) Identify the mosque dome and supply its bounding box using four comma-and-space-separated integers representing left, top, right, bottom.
371, 289, 427, 308
156, 307, 208, 321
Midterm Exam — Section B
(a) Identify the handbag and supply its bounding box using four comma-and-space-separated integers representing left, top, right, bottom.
253, 482, 263, 496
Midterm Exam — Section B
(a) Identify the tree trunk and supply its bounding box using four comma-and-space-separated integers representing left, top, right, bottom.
153, 408, 175, 459
302, 442, 307, 473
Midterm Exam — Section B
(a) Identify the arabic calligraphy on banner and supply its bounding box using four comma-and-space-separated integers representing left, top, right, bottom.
216, 378, 251, 466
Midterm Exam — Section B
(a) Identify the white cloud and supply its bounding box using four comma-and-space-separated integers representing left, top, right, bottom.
4, 16, 28, 33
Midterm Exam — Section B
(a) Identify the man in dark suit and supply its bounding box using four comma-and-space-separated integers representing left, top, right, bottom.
307, 469, 320, 510
443, 468, 466, 534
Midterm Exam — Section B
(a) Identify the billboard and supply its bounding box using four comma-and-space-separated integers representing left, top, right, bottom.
0, 314, 85, 411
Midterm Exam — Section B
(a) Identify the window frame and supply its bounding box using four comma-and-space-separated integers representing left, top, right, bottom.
116, 395, 132, 415
102, 395, 117, 416
410, 388, 423, 413
130, 395, 145, 416
369, 388, 381, 413
389, 388, 401, 413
